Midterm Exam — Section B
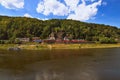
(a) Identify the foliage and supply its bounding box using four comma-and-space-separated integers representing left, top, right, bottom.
0, 40, 5, 44
0, 16, 120, 43
14, 38, 22, 44
99, 37, 117, 44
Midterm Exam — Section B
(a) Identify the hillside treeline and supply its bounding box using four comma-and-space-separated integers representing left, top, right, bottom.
0, 16, 120, 43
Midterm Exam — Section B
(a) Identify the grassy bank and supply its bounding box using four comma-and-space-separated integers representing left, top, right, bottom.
0, 43, 120, 50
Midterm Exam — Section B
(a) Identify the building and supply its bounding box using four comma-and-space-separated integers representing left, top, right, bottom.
49, 32, 56, 40
16, 38, 30, 42
32, 37, 42, 43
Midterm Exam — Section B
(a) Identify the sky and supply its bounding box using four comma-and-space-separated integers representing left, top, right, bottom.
0, 0, 120, 27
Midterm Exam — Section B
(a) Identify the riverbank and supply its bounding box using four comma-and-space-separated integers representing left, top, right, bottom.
0, 43, 120, 50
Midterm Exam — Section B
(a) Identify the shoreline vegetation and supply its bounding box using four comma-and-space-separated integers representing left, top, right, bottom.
0, 43, 120, 50
0, 16, 120, 51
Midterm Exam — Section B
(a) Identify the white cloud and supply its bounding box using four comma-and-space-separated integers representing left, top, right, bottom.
90, 0, 96, 2
68, 0, 102, 21
36, 0, 69, 16
36, 0, 102, 21
36, 17, 48, 21
64, 0, 79, 11
0, 0, 24, 9
42, 18, 49, 21
36, 2, 45, 13
24, 13, 33, 18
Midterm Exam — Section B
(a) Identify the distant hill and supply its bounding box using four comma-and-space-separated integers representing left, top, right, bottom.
0, 15, 120, 43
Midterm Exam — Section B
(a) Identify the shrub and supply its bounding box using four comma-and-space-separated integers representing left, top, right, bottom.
0, 40, 5, 44
99, 37, 117, 44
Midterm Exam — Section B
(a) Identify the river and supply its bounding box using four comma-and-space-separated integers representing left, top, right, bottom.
0, 48, 120, 80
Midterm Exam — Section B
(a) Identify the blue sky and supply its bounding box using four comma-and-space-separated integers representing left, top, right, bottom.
0, 0, 120, 27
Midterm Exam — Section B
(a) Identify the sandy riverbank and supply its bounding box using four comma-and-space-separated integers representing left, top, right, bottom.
0, 43, 120, 50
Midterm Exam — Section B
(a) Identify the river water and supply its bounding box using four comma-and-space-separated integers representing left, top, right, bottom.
0, 48, 120, 80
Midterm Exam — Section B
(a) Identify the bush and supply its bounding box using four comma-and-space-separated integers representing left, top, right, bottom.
0, 40, 5, 44
4, 39, 15, 44
99, 37, 117, 44
14, 39, 22, 44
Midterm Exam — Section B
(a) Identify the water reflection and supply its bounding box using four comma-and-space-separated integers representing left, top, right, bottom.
0, 48, 120, 80
35, 71, 64, 80
34, 67, 99, 80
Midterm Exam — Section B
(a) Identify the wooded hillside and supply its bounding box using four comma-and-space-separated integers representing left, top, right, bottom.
0, 16, 120, 43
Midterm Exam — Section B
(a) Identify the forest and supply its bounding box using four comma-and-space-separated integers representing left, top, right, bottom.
0, 15, 120, 43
